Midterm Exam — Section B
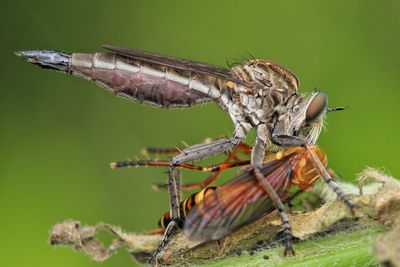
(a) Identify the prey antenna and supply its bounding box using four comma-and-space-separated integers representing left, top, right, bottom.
304, 144, 356, 214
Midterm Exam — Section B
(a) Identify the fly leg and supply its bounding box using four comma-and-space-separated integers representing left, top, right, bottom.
253, 168, 295, 256
150, 220, 179, 266
305, 145, 356, 214
150, 133, 247, 263
152, 160, 250, 190
173, 141, 251, 190
252, 124, 271, 167
271, 135, 306, 147
172, 136, 244, 166
164, 135, 244, 210
141, 146, 180, 158
271, 120, 307, 148
111, 160, 211, 170
179, 160, 250, 190
110, 159, 171, 169
252, 123, 294, 253
111, 159, 249, 172
114, 140, 250, 169
167, 134, 245, 191
149, 168, 182, 266
143, 139, 251, 157
111, 159, 250, 190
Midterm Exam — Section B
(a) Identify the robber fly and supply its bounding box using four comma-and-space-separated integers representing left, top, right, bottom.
15, 45, 344, 169
115, 143, 354, 262
16, 45, 346, 263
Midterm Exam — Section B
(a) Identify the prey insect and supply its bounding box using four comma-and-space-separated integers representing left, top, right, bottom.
116, 144, 354, 260
16, 45, 346, 263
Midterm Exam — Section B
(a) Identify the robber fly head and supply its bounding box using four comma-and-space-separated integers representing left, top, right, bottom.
288, 90, 328, 144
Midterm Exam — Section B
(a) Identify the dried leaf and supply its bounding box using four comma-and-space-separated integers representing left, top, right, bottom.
357, 168, 400, 267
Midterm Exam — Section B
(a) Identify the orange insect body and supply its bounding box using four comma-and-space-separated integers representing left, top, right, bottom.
157, 146, 327, 234
289, 147, 327, 191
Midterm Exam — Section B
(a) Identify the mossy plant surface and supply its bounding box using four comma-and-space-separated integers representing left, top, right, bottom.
200, 225, 385, 267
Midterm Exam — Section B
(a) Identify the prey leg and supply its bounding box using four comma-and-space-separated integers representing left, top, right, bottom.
253, 168, 295, 256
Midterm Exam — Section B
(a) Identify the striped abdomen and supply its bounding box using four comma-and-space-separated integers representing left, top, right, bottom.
71, 52, 215, 108
16, 50, 219, 108
159, 186, 217, 229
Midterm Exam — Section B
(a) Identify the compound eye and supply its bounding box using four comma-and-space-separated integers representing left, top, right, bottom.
306, 92, 328, 121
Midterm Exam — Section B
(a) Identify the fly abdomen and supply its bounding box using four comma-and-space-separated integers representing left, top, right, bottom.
72, 52, 213, 108
15, 50, 71, 72
16, 50, 212, 108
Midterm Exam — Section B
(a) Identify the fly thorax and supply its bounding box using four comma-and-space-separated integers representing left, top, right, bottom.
231, 59, 302, 125
239, 93, 261, 112
238, 92, 274, 126
231, 59, 299, 93
219, 92, 249, 128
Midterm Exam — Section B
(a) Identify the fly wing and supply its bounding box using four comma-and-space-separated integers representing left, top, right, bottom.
184, 154, 297, 241
102, 44, 252, 87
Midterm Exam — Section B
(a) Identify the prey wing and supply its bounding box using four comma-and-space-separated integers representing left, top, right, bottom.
102, 44, 252, 87
184, 154, 298, 241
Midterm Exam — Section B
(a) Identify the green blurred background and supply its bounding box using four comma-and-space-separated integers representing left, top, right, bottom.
1, 1, 400, 266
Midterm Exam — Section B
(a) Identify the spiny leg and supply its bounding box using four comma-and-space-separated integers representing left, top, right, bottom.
171, 136, 243, 166
166, 136, 243, 206
153, 160, 250, 190
305, 144, 356, 214
180, 142, 251, 189
169, 141, 252, 189
110, 159, 171, 169
111, 159, 248, 172
179, 160, 250, 190
167, 136, 244, 194
111, 159, 203, 170
168, 168, 182, 219
252, 124, 271, 168
111, 158, 250, 191
112, 141, 252, 187
142, 139, 251, 157
149, 220, 179, 265
253, 168, 295, 256
142, 146, 180, 156
151, 135, 245, 261
149, 168, 182, 265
